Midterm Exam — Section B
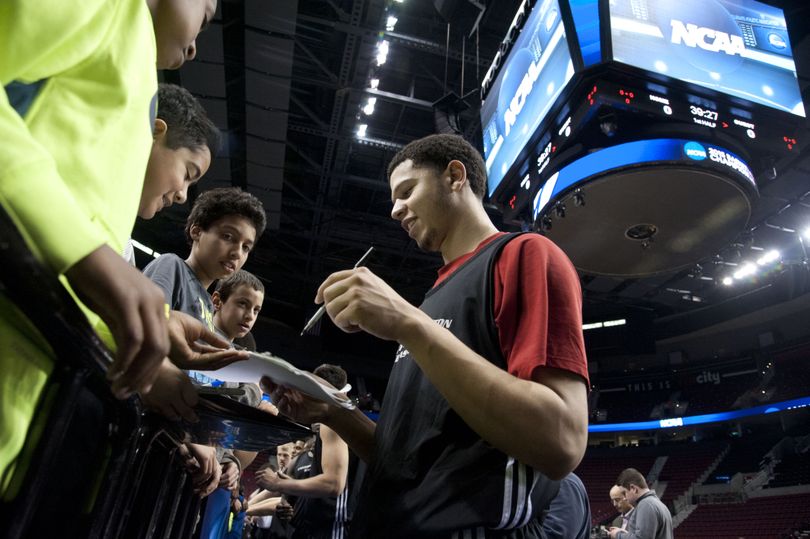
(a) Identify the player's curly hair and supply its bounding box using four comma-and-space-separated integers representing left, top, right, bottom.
185, 187, 266, 243
157, 83, 221, 158
313, 364, 348, 390
387, 134, 487, 199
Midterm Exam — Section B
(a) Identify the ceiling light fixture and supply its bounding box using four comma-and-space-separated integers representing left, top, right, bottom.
733, 263, 757, 280
376, 40, 390, 66
756, 249, 780, 266
356, 124, 368, 138
362, 97, 377, 116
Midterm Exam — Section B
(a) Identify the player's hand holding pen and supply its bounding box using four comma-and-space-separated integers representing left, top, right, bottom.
301, 246, 374, 335
314, 264, 428, 342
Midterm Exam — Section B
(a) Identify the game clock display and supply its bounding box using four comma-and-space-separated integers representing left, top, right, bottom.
690, 106, 719, 121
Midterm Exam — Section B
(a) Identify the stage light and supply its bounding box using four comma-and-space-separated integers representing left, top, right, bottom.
369, 78, 379, 89
573, 189, 585, 207
362, 97, 377, 116
554, 202, 566, 218
803, 227, 810, 240
722, 277, 733, 286
386, 16, 398, 31
541, 216, 552, 231
356, 124, 367, 138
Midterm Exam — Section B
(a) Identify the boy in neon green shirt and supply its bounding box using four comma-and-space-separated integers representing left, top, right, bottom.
0, 0, 218, 496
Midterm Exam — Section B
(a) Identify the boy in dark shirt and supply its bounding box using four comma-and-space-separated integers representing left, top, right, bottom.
210, 270, 267, 408
212, 270, 265, 343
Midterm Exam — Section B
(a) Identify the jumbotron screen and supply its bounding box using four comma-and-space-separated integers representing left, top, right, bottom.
481, 0, 576, 197
609, 0, 805, 117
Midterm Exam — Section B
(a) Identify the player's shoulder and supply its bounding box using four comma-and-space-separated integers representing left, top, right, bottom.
499, 233, 578, 278
502, 232, 565, 257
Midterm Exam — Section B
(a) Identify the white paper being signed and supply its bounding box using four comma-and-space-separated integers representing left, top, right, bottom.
199, 351, 354, 410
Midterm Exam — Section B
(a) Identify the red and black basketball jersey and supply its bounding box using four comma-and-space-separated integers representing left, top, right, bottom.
351, 233, 560, 539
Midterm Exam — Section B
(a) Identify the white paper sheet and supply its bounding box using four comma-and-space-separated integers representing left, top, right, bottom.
200, 351, 355, 409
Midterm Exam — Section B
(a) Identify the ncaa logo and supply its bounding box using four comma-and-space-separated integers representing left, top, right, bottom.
684, 141, 707, 160
656, 0, 745, 74
768, 33, 787, 50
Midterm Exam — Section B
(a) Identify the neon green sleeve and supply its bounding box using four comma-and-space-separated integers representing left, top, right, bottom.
0, 108, 108, 274
0, 0, 140, 274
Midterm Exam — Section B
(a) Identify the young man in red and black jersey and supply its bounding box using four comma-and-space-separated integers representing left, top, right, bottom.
263, 134, 589, 538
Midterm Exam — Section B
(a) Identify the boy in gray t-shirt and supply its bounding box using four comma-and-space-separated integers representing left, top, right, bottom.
143, 186, 266, 495
144, 186, 265, 380
144, 186, 265, 328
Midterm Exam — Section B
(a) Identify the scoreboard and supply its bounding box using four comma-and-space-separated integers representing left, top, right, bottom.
481, 0, 806, 229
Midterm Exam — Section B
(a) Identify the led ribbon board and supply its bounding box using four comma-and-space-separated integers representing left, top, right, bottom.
609, 0, 804, 116
481, 0, 576, 197
532, 138, 756, 221
588, 395, 810, 432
